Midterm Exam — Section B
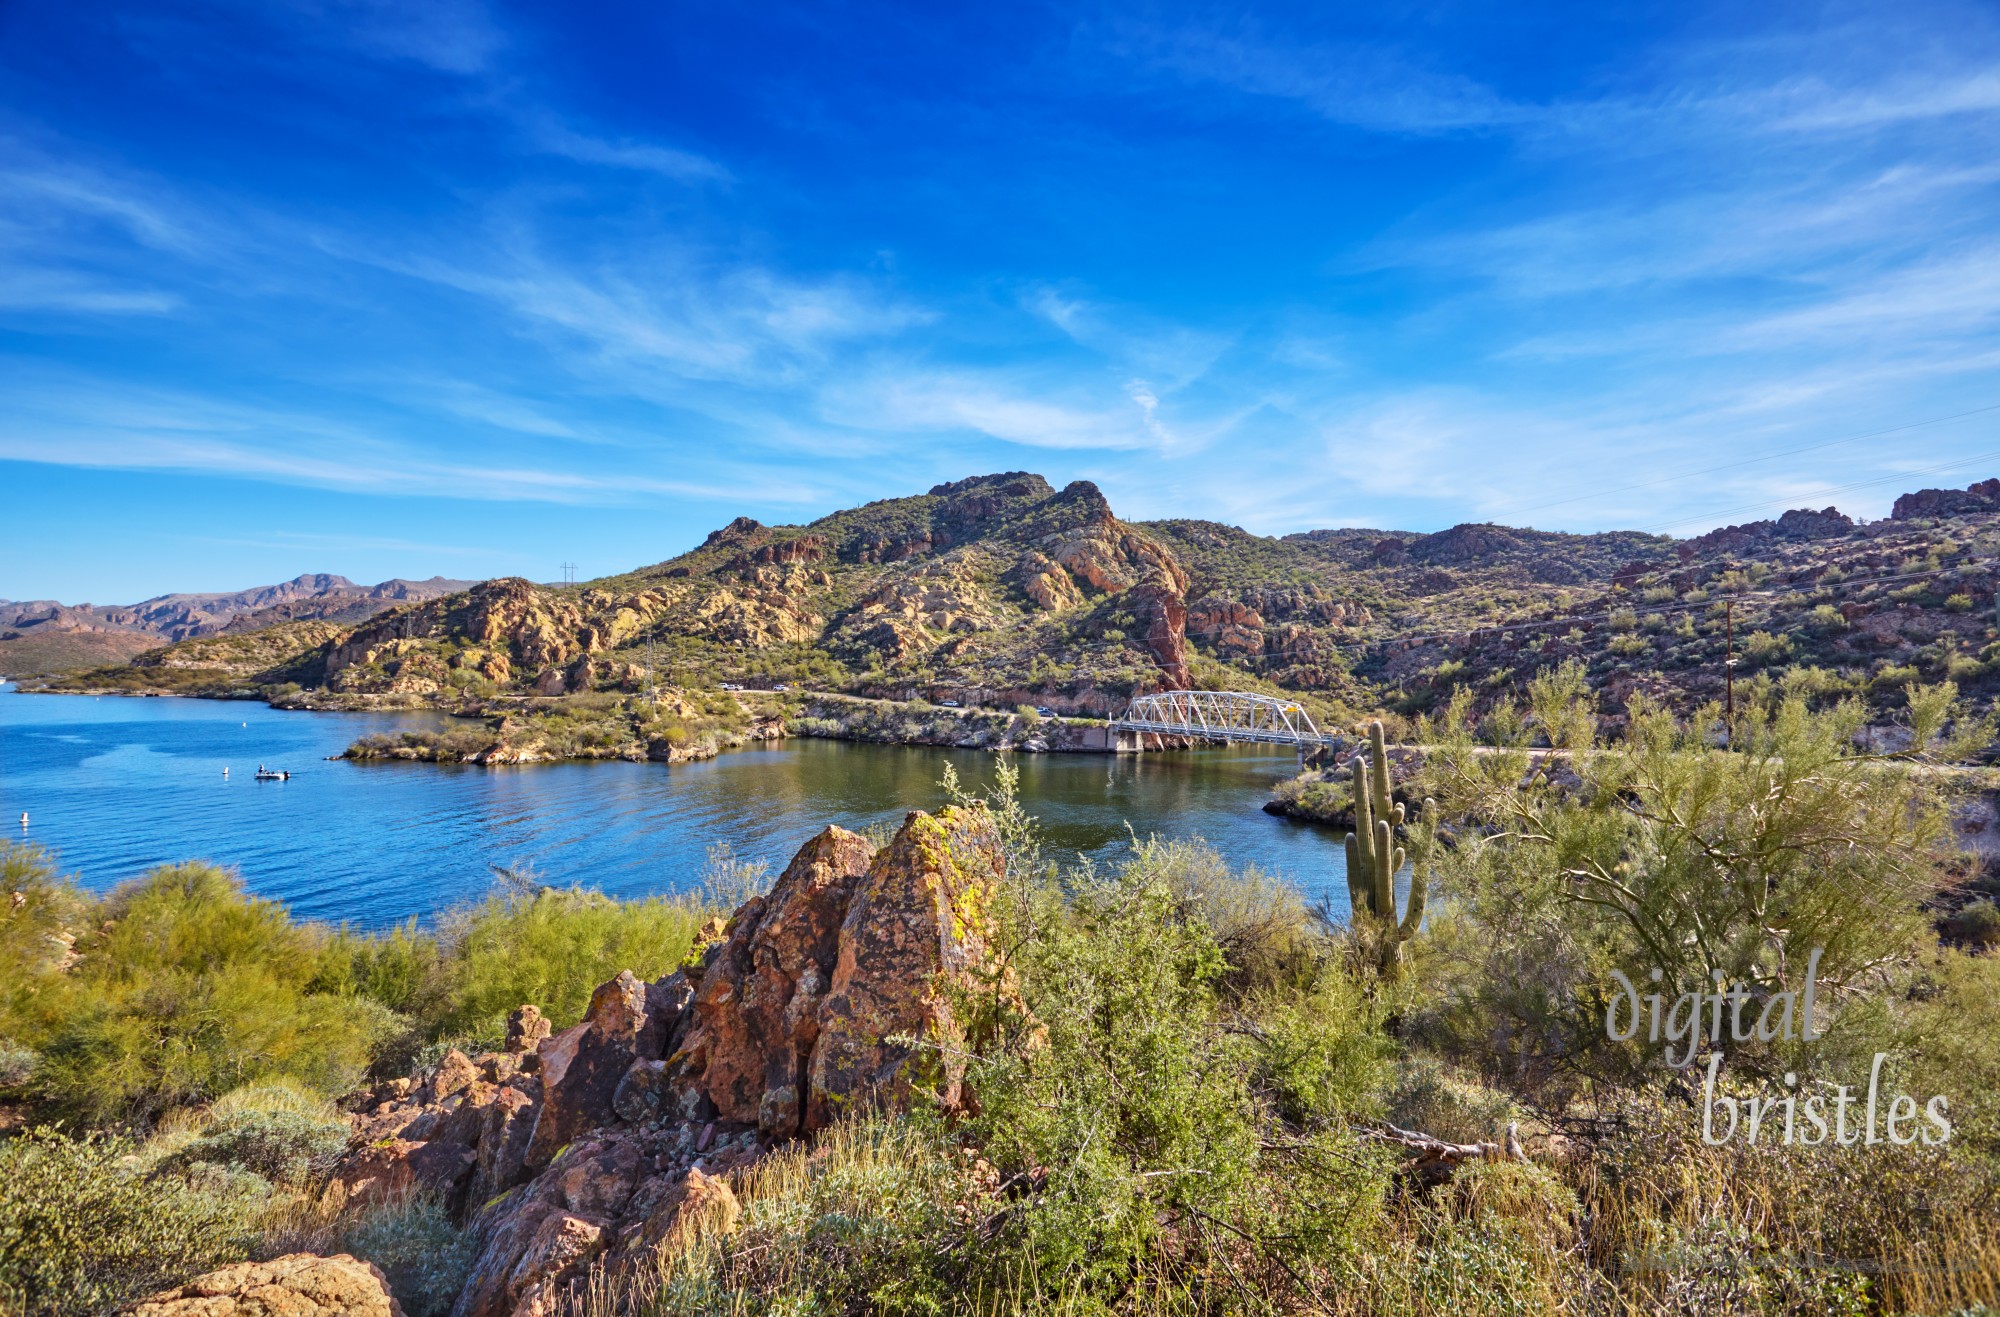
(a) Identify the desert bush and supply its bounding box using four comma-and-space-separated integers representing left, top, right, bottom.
8, 863, 393, 1124
339, 1193, 479, 1317
1743, 629, 1791, 665
960, 845, 1391, 1303
1416, 675, 1989, 1088
1946, 898, 2000, 950
596, 1117, 973, 1316
421, 885, 710, 1044
0, 1127, 264, 1317
1249, 974, 1391, 1125
1125, 834, 1319, 996
163, 1099, 348, 1187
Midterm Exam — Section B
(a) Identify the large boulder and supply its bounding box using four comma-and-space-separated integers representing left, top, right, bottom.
522, 971, 649, 1172
128, 1254, 402, 1317
668, 826, 877, 1136
669, 810, 1015, 1137
806, 807, 1010, 1130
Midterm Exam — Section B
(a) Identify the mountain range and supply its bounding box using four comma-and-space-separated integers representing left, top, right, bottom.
0, 574, 477, 677
19, 473, 2000, 738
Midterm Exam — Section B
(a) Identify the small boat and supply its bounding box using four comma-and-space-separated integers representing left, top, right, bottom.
253, 766, 290, 781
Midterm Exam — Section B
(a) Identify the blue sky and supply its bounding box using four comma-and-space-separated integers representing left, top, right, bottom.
4, 0, 2000, 602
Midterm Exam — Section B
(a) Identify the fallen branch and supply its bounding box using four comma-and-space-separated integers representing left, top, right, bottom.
1355, 1119, 1526, 1185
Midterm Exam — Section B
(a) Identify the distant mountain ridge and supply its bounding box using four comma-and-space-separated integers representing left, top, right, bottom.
0, 574, 479, 677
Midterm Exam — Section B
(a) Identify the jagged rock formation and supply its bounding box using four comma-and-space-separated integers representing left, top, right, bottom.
323, 809, 1015, 1317
128, 1254, 403, 1317
1684, 506, 1857, 555
1893, 478, 2000, 521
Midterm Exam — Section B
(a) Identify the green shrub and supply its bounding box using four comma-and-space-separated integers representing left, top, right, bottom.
1946, 898, 2000, 949
422, 886, 710, 1043
165, 1106, 348, 1187
10, 864, 393, 1124
339, 1194, 478, 1317
0, 1128, 263, 1317
1126, 835, 1318, 996
1250, 974, 1389, 1125
1743, 629, 1791, 666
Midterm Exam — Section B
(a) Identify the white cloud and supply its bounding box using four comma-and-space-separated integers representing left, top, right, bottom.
527, 122, 730, 183
822, 369, 1161, 451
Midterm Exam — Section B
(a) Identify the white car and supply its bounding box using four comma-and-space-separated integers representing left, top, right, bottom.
940, 699, 961, 708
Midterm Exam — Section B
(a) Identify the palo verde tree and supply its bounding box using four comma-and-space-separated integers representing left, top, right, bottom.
1413, 672, 1991, 1084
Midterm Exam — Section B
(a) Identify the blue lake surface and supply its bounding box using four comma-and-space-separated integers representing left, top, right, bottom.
0, 683, 1350, 928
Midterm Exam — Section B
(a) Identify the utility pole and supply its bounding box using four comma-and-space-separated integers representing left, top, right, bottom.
1724, 598, 1736, 749
560, 562, 577, 587
646, 636, 657, 704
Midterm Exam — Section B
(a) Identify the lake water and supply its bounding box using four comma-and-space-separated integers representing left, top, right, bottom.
0, 683, 1350, 928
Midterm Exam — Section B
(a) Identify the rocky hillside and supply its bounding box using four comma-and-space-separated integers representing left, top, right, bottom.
29, 474, 2000, 744
0, 574, 477, 677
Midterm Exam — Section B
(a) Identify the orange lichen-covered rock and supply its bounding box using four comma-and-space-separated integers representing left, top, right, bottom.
669, 827, 877, 1136
805, 806, 1009, 1132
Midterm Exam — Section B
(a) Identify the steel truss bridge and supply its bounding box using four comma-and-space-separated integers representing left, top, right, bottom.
1112, 690, 1344, 749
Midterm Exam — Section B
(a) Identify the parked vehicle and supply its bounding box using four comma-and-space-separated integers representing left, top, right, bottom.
940, 699, 961, 707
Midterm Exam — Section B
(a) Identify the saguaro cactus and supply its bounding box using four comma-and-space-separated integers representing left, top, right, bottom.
1344, 719, 1429, 974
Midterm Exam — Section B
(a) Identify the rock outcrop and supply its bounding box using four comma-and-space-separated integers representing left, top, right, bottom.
323, 808, 1016, 1317
1893, 478, 2000, 521
669, 807, 1012, 1137
129, 1254, 403, 1317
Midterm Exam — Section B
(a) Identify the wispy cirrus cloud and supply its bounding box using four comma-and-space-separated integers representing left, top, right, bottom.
524, 120, 731, 183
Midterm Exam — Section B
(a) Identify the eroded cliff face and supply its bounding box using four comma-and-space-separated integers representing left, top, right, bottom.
322, 808, 1021, 1317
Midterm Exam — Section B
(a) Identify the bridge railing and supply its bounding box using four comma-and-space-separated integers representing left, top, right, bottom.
1112, 690, 1345, 748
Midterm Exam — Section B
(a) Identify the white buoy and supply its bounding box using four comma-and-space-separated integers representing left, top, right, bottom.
223, 766, 230, 777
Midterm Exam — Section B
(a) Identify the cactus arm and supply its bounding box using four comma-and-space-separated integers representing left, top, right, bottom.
1398, 863, 1427, 940
1373, 817, 1395, 922
1344, 831, 1364, 916
1351, 756, 1373, 834
1369, 721, 1394, 822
